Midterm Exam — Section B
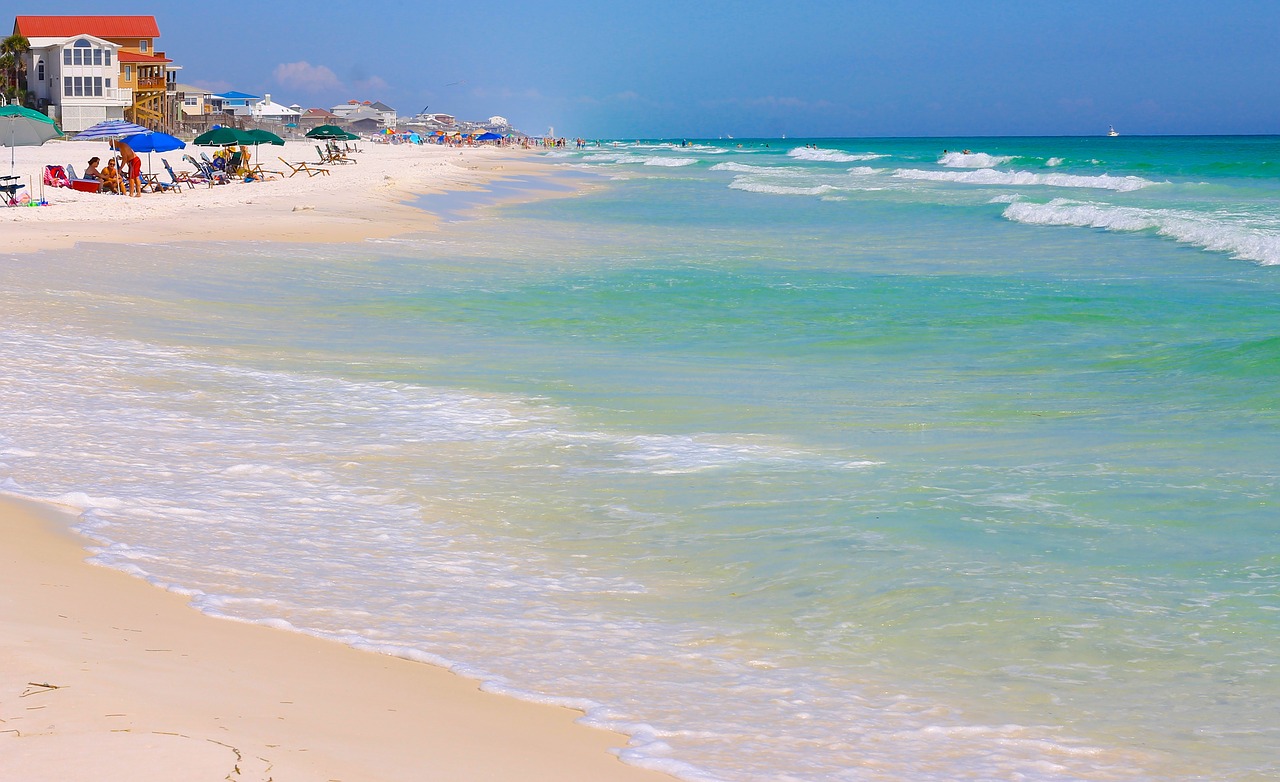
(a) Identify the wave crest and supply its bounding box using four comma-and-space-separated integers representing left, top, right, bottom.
1003, 198, 1280, 265
939, 151, 1015, 168
788, 147, 886, 163
895, 168, 1156, 192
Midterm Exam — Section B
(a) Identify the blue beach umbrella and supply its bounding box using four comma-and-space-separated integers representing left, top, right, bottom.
121, 130, 184, 154
121, 130, 186, 175
74, 119, 150, 141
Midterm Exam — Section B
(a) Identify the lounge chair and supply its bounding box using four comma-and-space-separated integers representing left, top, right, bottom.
163, 159, 200, 190
279, 156, 330, 177
317, 144, 355, 165
187, 154, 231, 185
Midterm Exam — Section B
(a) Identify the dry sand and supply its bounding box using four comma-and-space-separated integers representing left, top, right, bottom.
0, 498, 671, 781
1, 140, 671, 781
2, 138, 557, 253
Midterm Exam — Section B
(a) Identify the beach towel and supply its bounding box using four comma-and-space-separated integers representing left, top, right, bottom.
42, 164, 70, 188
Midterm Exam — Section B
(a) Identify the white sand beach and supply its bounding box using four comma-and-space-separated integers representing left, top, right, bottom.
2, 138, 547, 253
1, 140, 670, 781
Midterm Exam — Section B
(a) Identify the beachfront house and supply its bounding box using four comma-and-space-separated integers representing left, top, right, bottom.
217, 90, 260, 116
369, 101, 397, 128
249, 93, 300, 125
175, 82, 216, 117
14, 15, 179, 131
298, 107, 341, 130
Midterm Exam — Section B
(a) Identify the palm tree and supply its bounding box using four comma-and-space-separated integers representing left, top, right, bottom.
0, 34, 31, 102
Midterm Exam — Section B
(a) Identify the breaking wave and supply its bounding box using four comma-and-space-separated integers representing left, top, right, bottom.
1002, 198, 1280, 265
895, 168, 1157, 192
938, 151, 1015, 168
789, 147, 886, 163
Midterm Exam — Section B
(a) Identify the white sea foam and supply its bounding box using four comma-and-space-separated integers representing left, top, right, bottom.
895, 167, 1157, 192
939, 151, 1015, 168
728, 179, 839, 196
788, 147, 886, 163
1046, 157, 1065, 167
710, 161, 804, 174
1002, 198, 1280, 265
640, 157, 698, 167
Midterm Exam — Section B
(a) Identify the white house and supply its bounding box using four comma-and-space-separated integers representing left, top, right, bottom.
250, 93, 300, 122
21, 33, 130, 131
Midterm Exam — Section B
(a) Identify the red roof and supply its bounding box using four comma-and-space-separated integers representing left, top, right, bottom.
118, 50, 171, 64
14, 15, 160, 39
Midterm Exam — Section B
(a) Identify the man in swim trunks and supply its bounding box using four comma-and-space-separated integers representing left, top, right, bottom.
118, 141, 142, 197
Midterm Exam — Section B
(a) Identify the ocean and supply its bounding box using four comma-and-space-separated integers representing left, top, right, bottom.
2, 136, 1278, 781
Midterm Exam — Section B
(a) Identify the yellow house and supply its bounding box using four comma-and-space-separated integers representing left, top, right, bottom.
14, 15, 177, 128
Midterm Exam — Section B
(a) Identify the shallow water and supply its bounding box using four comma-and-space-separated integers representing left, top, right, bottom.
3, 136, 1279, 781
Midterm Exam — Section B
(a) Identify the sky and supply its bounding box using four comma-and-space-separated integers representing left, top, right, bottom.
34, 0, 1280, 138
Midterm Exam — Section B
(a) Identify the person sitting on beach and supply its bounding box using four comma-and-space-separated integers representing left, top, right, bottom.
100, 159, 123, 194
84, 157, 103, 181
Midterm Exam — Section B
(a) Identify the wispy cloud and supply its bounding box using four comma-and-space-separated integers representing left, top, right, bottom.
273, 61, 344, 93
352, 75, 390, 94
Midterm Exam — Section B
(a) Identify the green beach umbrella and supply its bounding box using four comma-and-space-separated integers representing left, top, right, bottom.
193, 126, 255, 147
242, 128, 284, 171
0, 104, 63, 177
244, 128, 284, 146
305, 124, 348, 140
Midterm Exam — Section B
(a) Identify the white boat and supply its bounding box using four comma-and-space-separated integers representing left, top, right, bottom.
1108, 125, 1119, 137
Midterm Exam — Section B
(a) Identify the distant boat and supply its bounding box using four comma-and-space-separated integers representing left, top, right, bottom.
1108, 125, 1119, 137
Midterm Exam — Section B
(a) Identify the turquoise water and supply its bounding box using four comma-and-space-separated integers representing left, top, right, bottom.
2, 136, 1278, 780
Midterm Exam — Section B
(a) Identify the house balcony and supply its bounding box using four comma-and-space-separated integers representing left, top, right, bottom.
135, 76, 167, 90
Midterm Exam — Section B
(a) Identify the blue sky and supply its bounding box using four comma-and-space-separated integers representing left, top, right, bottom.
41, 0, 1280, 137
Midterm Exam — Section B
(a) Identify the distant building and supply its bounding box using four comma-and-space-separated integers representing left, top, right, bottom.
15, 14, 180, 131
217, 90, 260, 115
250, 93, 300, 123
298, 107, 341, 129
174, 82, 217, 116
332, 99, 396, 128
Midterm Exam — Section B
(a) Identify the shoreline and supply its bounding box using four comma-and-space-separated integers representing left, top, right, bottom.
1, 141, 671, 781
0, 494, 674, 781
1, 139, 579, 254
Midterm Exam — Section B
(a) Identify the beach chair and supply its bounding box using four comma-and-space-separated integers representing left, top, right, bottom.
317, 144, 355, 165
329, 142, 357, 163
1, 174, 24, 205
226, 150, 245, 176
279, 156, 330, 177
163, 158, 200, 190
188, 154, 231, 185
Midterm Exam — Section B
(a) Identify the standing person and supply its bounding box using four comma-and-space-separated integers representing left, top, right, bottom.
118, 140, 142, 197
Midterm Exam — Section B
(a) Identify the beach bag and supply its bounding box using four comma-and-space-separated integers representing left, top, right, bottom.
43, 164, 70, 188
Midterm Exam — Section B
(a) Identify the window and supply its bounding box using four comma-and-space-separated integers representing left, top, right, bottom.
64, 76, 71, 94
105, 78, 111, 89
105, 49, 111, 66
93, 49, 102, 66
124, 65, 133, 82
93, 77, 103, 97
139, 40, 148, 53
73, 77, 83, 97
36, 60, 43, 81
63, 49, 71, 65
